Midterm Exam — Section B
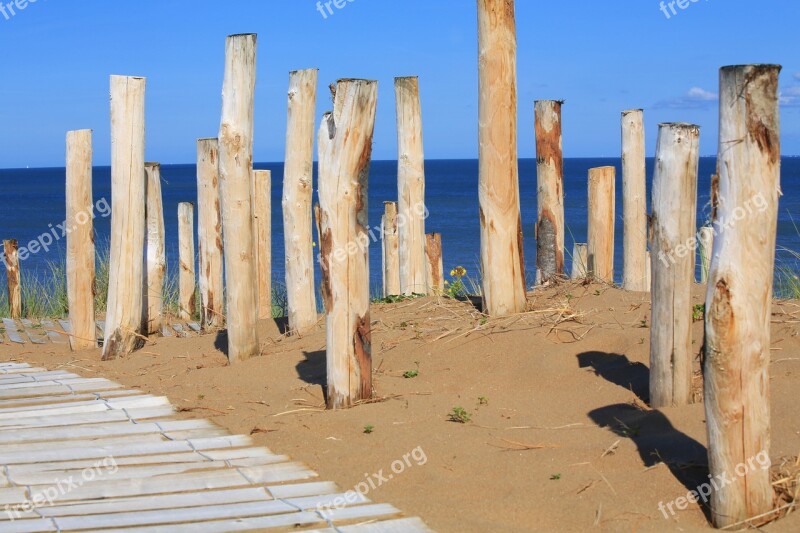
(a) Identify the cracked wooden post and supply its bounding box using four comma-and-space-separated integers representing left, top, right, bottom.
143, 162, 165, 335
197, 139, 224, 330
103, 75, 146, 360
534, 100, 564, 284
318, 78, 378, 409
698, 226, 714, 284
478, 0, 526, 316
178, 202, 196, 320
570, 243, 588, 279
253, 169, 272, 320
622, 109, 648, 291
382, 201, 401, 297
649, 123, 700, 408
66, 129, 96, 350
314, 201, 330, 308
395, 76, 427, 295
705, 64, 781, 529
3, 240, 21, 319
587, 166, 615, 283
425, 233, 444, 295
283, 68, 318, 333
218, 34, 259, 363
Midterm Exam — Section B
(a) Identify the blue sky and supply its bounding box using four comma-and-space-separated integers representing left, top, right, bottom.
0, 0, 798, 168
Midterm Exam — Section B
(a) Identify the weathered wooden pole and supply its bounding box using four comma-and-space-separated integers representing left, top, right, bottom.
534, 100, 564, 283
253, 169, 272, 320
622, 109, 648, 291
196, 139, 224, 330
645, 250, 652, 291
649, 123, 700, 408
3, 240, 21, 319
698, 225, 714, 284
382, 201, 401, 297
425, 233, 444, 295
218, 34, 259, 363
587, 166, 615, 283
103, 75, 146, 360
318, 79, 378, 409
395, 76, 427, 295
571, 243, 588, 279
705, 64, 781, 529
66, 129, 96, 350
178, 202, 196, 320
314, 201, 330, 308
144, 162, 165, 335
283, 68, 318, 334
477, 0, 526, 316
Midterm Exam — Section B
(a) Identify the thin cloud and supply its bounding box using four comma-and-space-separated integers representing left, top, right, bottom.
780, 85, 800, 107
655, 87, 718, 109
794, 72, 800, 81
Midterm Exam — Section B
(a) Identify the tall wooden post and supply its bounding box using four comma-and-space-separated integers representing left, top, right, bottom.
534, 100, 564, 283
144, 162, 166, 335
587, 167, 615, 283
705, 64, 781, 529
698, 226, 714, 284
395, 76, 427, 295
3, 240, 21, 319
178, 202, 196, 320
218, 34, 259, 363
622, 109, 648, 291
425, 233, 444, 295
103, 75, 146, 360
318, 79, 378, 409
571, 243, 588, 279
477, 0, 526, 316
314, 202, 330, 308
196, 138, 224, 330
649, 123, 700, 408
253, 169, 271, 320
283, 68, 318, 334
66, 129, 96, 350
382, 201, 401, 297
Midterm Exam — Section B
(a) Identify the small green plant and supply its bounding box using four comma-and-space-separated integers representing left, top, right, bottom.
477, 396, 489, 406
692, 304, 705, 322
399, 321, 409, 330
377, 293, 425, 304
550, 473, 561, 481
444, 266, 468, 299
363, 424, 374, 434
402, 362, 420, 379
448, 407, 471, 424
637, 318, 648, 329
479, 317, 488, 326
594, 289, 601, 296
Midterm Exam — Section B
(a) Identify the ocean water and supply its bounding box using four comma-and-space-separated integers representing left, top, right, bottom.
1, 157, 799, 294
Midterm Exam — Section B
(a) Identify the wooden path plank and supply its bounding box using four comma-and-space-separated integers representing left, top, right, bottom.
40, 319, 68, 344
2, 318, 26, 344
20, 319, 47, 345
0, 406, 175, 429
187, 321, 201, 333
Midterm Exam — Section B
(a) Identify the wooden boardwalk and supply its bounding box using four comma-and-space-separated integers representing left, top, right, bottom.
0, 362, 432, 532
0, 319, 204, 346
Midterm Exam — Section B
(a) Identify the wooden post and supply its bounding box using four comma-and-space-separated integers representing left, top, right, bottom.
253, 169, 271, 320
645, 250, 652, 291
178, 202, 196, 320
103, 75, 146, 360
318, 78, 378, 409
382, 201, 401, 297
698, 226, 714, 284
425, 233, 444, 295
622, 109, 648, 291
587, 167, 615, 283
218, 34, 259, 363
704, 64, 781, 529
314, 202, 329, 307
144, 162, 166, 335
534, 100, 564, 283
283, 68, 318, 333
66, 129, 96, 350
395, 76, 427, 295
477, 0, 526, 316
649, 123, 700, 408
570, 243, 588, 279
3, 240, 21, 319
196, 138, 224, 330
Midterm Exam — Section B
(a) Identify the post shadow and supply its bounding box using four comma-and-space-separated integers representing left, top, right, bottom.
296, 350, 328, 404
577, 351, 650, 403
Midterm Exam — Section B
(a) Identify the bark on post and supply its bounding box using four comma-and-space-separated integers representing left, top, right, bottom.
3, 240, 21, 319
283, 68, 318, 333
178, 202, 196, 321
477, 0, 526, 316
382, 201, 401, 297
571, 243, 588, 279
645, 250, 652, 291
218, 34, 259, 363
144, 162, 166, 335
253, 169, 272, 320
103, 75, 146, 360
704, 64, 781, 529
587, 167, 615, 283
318, 79, 378, 409
196, 139, 224, 330
425, 233, 444, 295
314, 201, 330, 308
649, 123, 700, 408
395, 77, 427, 295
66, 129, 96, 350
622, 109, 648, 291
698, 225, 714, 284
534, 100, 564, 283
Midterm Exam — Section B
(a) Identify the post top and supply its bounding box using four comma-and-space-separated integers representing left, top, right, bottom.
622, 109, 644, 115
720, 64, 782, 71
658, 122, 701, 129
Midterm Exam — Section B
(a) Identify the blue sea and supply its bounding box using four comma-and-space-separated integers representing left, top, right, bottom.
1, 158, 799, 294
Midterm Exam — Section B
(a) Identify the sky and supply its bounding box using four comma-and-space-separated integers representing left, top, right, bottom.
0, 0, 798, 168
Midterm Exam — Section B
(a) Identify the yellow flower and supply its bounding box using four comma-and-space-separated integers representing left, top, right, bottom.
452, 266, 467, 278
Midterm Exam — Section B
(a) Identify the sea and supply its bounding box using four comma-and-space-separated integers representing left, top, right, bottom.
1, 157, 798, 295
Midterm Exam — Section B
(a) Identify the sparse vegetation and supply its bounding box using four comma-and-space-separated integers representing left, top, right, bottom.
403, 362, 420, 379
363, 424, 374, 434
448, 406, 471, 424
